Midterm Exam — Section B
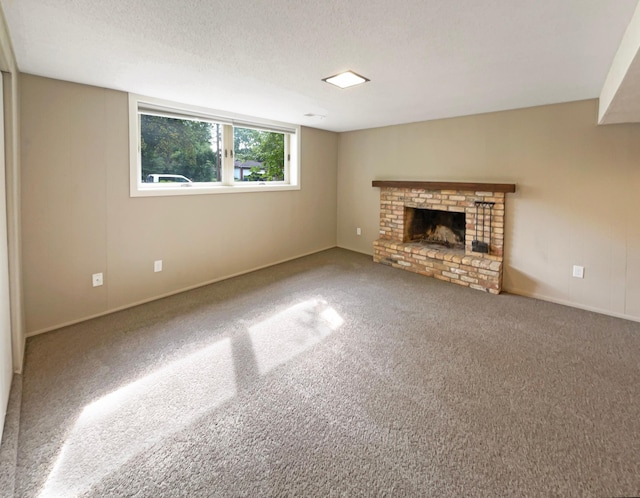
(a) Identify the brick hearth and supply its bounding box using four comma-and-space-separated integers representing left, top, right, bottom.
372, 181, 516, 294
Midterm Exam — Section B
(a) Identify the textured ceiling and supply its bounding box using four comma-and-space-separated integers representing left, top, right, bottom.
2, 0, 639, 132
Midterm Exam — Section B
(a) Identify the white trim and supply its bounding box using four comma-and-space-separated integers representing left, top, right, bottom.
7, 73, 21, 374
503, 287, 640, 324
133, 182, 301, 197
337, 245, 373, 257
137, 104, 233, 127
25, 245, 338, 337
231, 120, 296, 135
0, 73, 9, 445
24, 247, 640, 337
0, 5, 24, 374
346, 242, 640, 323
129, 94, 301, 197
221, 124, 235, 186
134, 95, 297, 133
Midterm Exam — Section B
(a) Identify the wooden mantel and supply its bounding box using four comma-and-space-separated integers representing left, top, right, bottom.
372, 180, 516, 193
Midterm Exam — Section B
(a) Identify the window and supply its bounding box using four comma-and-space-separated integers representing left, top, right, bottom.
141, 115, 222, 184
129, 95, 299, 196
234, 127, 287, 182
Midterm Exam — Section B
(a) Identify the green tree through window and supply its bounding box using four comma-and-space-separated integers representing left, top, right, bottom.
234, 127, 285, 182
140, 115, 220, 182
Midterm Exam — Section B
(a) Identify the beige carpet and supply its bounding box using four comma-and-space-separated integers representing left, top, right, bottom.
3, 248, 640, 497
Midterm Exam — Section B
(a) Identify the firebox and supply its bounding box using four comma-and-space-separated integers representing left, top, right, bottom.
403, 207, 465, 248
373, 181, 516, 294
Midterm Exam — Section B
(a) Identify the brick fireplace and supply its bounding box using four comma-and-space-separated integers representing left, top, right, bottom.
372, 181, 516, 294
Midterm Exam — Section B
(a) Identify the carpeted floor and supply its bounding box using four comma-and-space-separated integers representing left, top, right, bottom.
2, 248, 640, 497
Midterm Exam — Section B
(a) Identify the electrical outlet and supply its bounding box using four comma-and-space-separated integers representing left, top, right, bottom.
572, 265, 584, 279
154, 260, 163, 272
356, 227, 362, 236
92, 273, 103, 287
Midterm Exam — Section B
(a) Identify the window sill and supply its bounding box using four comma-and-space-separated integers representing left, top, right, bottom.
130, 183, 301, 197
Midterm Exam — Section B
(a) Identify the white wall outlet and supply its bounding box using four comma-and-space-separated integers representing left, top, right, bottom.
572, 265, 584, 279
356, 227, 362, 236
92, 272, 103, 287
154, 260, 163, 272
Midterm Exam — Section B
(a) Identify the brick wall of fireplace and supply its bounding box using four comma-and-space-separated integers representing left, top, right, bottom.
372, 181, 515, 294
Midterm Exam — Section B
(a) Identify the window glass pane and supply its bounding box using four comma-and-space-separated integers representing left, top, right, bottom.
140, 114, 222, 183
233, 127, 285, 182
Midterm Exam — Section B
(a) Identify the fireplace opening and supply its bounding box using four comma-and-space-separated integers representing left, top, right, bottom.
403, 207, 465, 248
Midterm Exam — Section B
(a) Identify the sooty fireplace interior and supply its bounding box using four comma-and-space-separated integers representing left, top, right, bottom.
373, 180, 516, 294
403, 207, 465, 249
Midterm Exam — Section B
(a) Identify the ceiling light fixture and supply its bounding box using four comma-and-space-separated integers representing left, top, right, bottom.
322, 70, 370, 89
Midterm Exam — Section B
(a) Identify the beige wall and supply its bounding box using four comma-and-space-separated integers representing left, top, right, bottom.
19, 76, 640, 331
21, 74, 338, 334
337, 100, 640, 320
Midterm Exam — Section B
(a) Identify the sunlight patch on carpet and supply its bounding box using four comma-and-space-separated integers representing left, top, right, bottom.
249, 298, 343, 375
38, 337, 236, 498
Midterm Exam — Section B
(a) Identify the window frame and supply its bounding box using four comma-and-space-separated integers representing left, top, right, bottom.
129, 94, 300, 197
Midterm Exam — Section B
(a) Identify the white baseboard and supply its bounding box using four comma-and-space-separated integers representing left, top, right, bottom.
29, 247, 639, 338
505, 287, 640, 324
335, 244, 373, 257
26, 245, 338, 338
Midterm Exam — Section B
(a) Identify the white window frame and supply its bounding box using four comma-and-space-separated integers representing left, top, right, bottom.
129, 94, 300, 197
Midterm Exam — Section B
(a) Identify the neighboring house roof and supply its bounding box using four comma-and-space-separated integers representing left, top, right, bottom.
234, 160, 262, 169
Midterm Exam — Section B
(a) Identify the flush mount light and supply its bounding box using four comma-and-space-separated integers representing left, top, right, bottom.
322, 70, 370, 89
